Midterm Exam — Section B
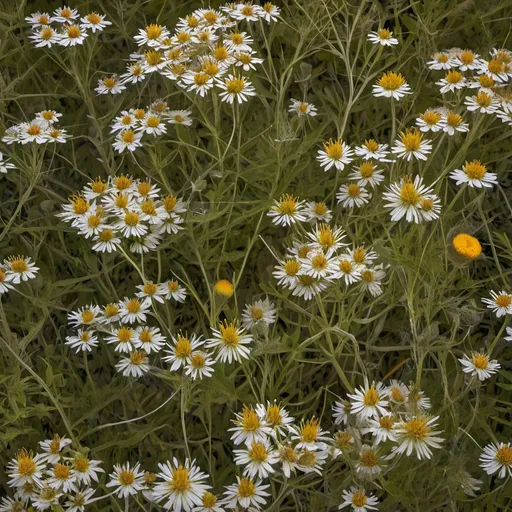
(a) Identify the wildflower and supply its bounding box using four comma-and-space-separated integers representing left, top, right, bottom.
360, 265, 386, 297
391, 415, 443, 460
182, 71, 215, 97
106, 462, 145, 498
216, 73, 256, 104
307, 223, 346, 255
69, 454, 104, 485
304, 201, 332, 223
7, 449, 45, 488
39, 434, 72, 464
121, 62, 146, 84
53, 6, 79, 23
225, 31, 253, 52
36, 110, 62, 126
479, 442, 512, 479
134, 326, 166, 353
273, 258, 302, 289
454, 49, 481, 71
25, 12, 52, 27
333, 400, 352, 426
290, 417, 330, 451
291, 275, 329, 300
65, 329, 99, 353
134, 24, 170, 47
373, 71, 412, 99
367, 28, 398, 46
4, 256, 39, 284
59, 24, 88, 46
347, 246, 378, 269
0, 153, 14, 176
193, 491, 223, 512
418, 195, 441, 222
29, 26, 62, 47
18, 122, 48, 144
331, 430, 356, 457
163, 333, 204, 371
167, 110, 193, 126
0, 496, 30, 511
440, 111, 469, 135
119, 297, 149, 324
416, 110, 443, 132
436, 70, 466, 92
260, 3, 280, 23
296, 448, 329, 475
302, 250, 337, 279
383, 176, 438, 223
113, 129, 143, 153
331, 257, 361, 285
355, 445, 382, 479
355, 139, 391, 161
267, 194, 306, 226
452, 233, 482, 259
406, 385, 432, 413
163, 280, 187, 302
32, 486, 62, 510
46, 462, 77, 492
255, 401, 294, 436
387, 380, 409, 405
317, 138, 354, 171
465, 92, 499, 114
467, 73, 496, 94
95, 76, 126, 95
348, 382, 389, 420
80, 12, 112, 32
47, 127, 70, 143
349, 161, 385, 188
363, 416, 398, 444
0, 269, 12, 295
478, 58, 509, 82
206, 320, 253, 363
67, 305, 101, 327
339, 487, 379, 512
233, 439, 279, 479
92, 229, 121, 253
105, 326, 137, 353
457, 470, 483, 497
229, 406, 272, 447
336, 183, 371, 208
184, 351, 216, 380
459, 352, 500, 381
242, 298, 277, 330
276, 444, 299, 478
223, 477, 270, 510
214, 279, 234, 297
138, 114, 167, 136
427, 52, 457, 70
288, 99, 318, 117
449, 160, 498, 188
65, 488, 96, 512
392, 128, 432, 161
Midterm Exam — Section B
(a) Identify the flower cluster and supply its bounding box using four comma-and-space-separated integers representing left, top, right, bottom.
26, 6, 111, 48
57, 175, 187, 254
109, 100, 193, 154
1, 110, 69, 145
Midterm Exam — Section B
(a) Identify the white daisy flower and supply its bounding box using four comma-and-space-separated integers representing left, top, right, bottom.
216, 73, 256, 104
105, 326, 138, 353
467, 74, 497, 94
260, 3, 281, 23
134, 326, 166, 353
267, 194, 306, 226
205, 321, 252, 364
301, 250, 337, 279
65, 329, 99, 353
349, 161, 385, 188
331, 430, 356, 458
454, 49, 482, 71
406, 385, 432, 413
336, 183, 371, 208
167, 110, 193, 126
233, 439, 279, 479
116, 351, 150, 377
229, 407, 272, 447
120, 62, 146, 84
317, 138, 354, 171
68, 454, 104, 485
191, 491, 224, 512
224, 31, 253, 52
449, 160, 498, 188
360, 265, 386, 297
31, 486, 62, 510
46, 463, 77, 493
64, 488, 96, 512
29, 26, 62, 47
0, 268, 14, 294
137, 113, 167, 136
80, 12, 112, 32
306, 223, 347, 256
348, 381, 389, 420
382, 175, 437, 224
118, 297, 150, 324
114, 210, 148, 237
134, 24, 170, 47
234, 51, 264, 71
347, 246, 378, 269
242, 298, 277, 330
255, 401, 294, 436
304, 201, 332, 223
291, 275, 329, 300
58, 24, 88, 46
0, 496, 29, 512
184, 351, 216, 380
427, 52, 457, 70
354, 139, 391, 161
482, 290, 512, 317
18, 122, 48, 144
7, 449, 45, 488
4, 256, 39, 283
296, 448, 329, 475
457, 470, 483, 497
276, 444, 299, 478
416, 110, 444, 132
163, 332, 204, 371
92, 229, 122, 253
440, 111, 469, 135
391, 415, 443, 460
47, 127, 70, 143
478, 58, 509, 82
355, 445, 383, 479
39, 435, 72, 464
339, 487, 379, 512
25, 12, 52, 27
436, 70, 467, 93
330, 257, 362, 285
273, 257, 303, 289
372, 71, 412, 100
67, 304, 101, 327
162, 279, 187, 302
459, 352, 500, 381
332, 400, 352, 426
182, 71, 215, 97
361, 416, 398, 444
106, 462, 145, 498
95, 76, 126, 95
367, 28, 398, 46
113, 129, 143, 153
111, 111, 136, 133
479, 442, 512, 479
391, 128, 432, 161
222, 477, 270, 510
288, 99, 318, 117
464, 92, 499, 114
53, 6, 79, 23
290, 417, 330, 451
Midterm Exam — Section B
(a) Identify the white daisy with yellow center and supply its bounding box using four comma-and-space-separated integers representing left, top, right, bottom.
317, 138, 354, 171
336, 183, 371, 208
459, 351, 500, 381
106, 462, 145, 498
367, 28, 398, 46
348, 381, 389, 420
449, 160, 498, 188
391, 415, 444, 460
480, 442, 512, 479
206, 320, 253, 363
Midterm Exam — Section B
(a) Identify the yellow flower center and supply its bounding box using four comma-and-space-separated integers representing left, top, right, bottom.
203, 11, 219, 25
81, 310, 95, 323
54, 463, 70, 479
460, 50, 474, 65
117, 327, 134, 343
119, 470, 135, 485
421, 111, 442, 125
104, 303, 119, 317
496, 294, 512, 308
471, 352, 489, 369
168, 280, 179, 292
280, 445, 297, 462
352, 491, 367, 507
60, 8, 72, 18
240, 407, 260, 431
339, 259, 353, 273
361, 269, 374, 282
103, 77, 117, 88
378, 28, 391, 39
445, 70, 463, 84
87, 215, 101, 228
145, 50, 163, 66
238, 478, 255, 498
404, 417, 430, 439
446, 112, 463, 126
378, 71, 406, 90
114, 194, 129, 209
27, 124, 41, 136
463, 160, 486, 179
250, 306, 264, 320
144, 472, 157, 484
170, 466, 190, 490
214, 45, 229, 61
380, 416, 393, 429
360, 448, 378, 467
238, 53, 253, 65
186, 16, 199, 28
121, 130, 136, 143
400, 128, 422, 152
266, 404, 282, 425
202, 492, 217, 507
230, 32, 243, 45
163, 195, 177, 213
48, 435, 61, 454
67, 25, 81, 38
311, 253, 328, 270
437, 54, 449, 63
176, 31, 191, 43
87, 12, 101, 24
347, 183, 361, 197
203, 61, 220, 77
191, 352, 205, 368
359, 162, 375, 178
488, 58, 504, 74
476, 92, 492, 107
363, 386, 379, 406
134, 109, 146, 119
194, 72, 209, 86
278, 194, 298, 214
264, 2, 275, 13
323, 138, 343, 160
242, 6, 254, 15
73, 456, 89, 473
284, 259, 301, 276
352, 247, 366, 264
479, 75, 495, 88
89, 177, 108, 193
140, 200, 157, 216
124, 211, 140, 226
298, 450, 317, 467
249, 442, 268, 462
399, 181, 421, 205
131, 64, 142, 76
225, 77, 246, 94
80, 331, 91, 342
125, 299, 141, 313
314, 202, 328, 215
99, 230, 113, 242
301, 418, 319, 443
16, 450, 36, 476
41, 27, 54, 40
9, 257, 28, 273
317, 224, 335, 250
143, 282, 158, 296
452, 233, 482, 259
145, 24, 162, 40
496, 446, 512, 465
220, 322, 240, 345
174, 115, 184, 123
138, 328, 153, 344
38, 15, 50, 24
364, 139, 379, 152
298, 275, 315, 286
335, 431, 353, 448
175, 335, 192, 357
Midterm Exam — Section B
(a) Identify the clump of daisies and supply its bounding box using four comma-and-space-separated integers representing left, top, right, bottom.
0, 255, 39, 297
57, 174, 187, 254
1, 110, 69, 145
109, 100, 193, 154
26, 7, 111, 48
267, 198, 386, 299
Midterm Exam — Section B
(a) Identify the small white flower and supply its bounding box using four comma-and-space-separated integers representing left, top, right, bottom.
348, 381, 389, 420
162, 279, 187, 302
113, 129, 143, 153
95, 76, 126, 95
336, 183, 371, 208
65, 328, 99, 353
361, 416, 397, 444
39, 435, 73, 464
167, 110, 193, 126
118, 297, 150, 324
163, 332, 204, 371
206, 321, 252, 364
115, 351, 150, 377
288, 99, 318, 117
373, 71, 412, 100
216, 73, 256, 104
106, 462, 145, 498
348, 161, 385, 188
267, 194, 307, 226
134, 326, 166, 353
391, 129, 432, 161
184, 351, 216, 380
290, 417, 330, 451
458, 352, 500, 381
4, 256, 39, 283
479, 442, 512, 479
233, 439, 279, 479
427, 52, 457, 70
222, 477, 270, 510
80, 12, 112, 33
29, 26, 62, 47
367, 29, 398, 46
242, 298, 277, 330
416, 110, 444, 133
137, 114, 167, 136
436, 70, 467, 93
354, 140, 391, 161
182, 71, 215, 97
53, 6, 79, 23
339, 487, 379, 512
360, 265, 386, 297
449, 160, 498, 188
58, 24, 88, 46
465, 92, 499, 114
317, 138, 354, 171
482, 290, 512, 317
304, 201, 332, 223
229, 407, 272, 447
440, 111, 469, 135
390, 415, 443, 460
